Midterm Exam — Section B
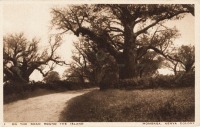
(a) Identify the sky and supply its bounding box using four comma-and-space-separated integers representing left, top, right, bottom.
3, 3, 195, 81
3, 3, 77, 81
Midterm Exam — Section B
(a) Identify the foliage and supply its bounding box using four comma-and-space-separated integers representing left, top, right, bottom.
51, 4, 193, 79
59, 87, 194, 122
3, 80, 94, 104
96, 49, 119, 90
177, 45, 195, 72
3, 33, 65, 83
137, 51, 164, 77
43, 71, 60, 83
175, 72, 195, 87
64, 43, 120, 90
162, 45, 195, 74
62, 40, 97, 84
118, 72, 194, 89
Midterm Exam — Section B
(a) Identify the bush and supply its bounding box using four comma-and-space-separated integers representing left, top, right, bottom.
117, 72, 195, 89
3, 80, 95, 104
118, 77, 154, 89
174, 72, 195, 87
4, 80, 93, 95
96, 49, 119, 90
153, 75, 175, 88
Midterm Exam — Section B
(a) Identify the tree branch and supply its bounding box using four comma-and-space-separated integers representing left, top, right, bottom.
74, 27, 119, 59
51, 9, 75, 33
148, 46, 184, 64
135, 10, 189, 36
36, 67, 49, 77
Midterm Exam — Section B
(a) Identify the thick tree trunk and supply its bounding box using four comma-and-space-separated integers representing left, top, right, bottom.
121, 23, 137, 79
79, 75, 85, 84
8, 66, 30, 84
139, 69, 144, 78
185, 64, 193, 73
15, 75, 29, 85
22, 75, 30, 82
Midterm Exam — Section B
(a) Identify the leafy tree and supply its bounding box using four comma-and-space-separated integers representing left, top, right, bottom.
176, 45, 195, 73
96, 49, 119, 90
137, 51, 164, 77
43, 71, 60, 83
63, 39, 97, 84
51, 4, 193, 80
63, 63, 88, 84
3, 33, 65, 84
162, 45, 194, 74
181, 4, 194, 16
63, 68, 83, 83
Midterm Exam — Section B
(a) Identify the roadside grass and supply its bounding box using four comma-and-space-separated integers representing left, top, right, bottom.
59, 87, 194, 122
3, 89, 57, 104
3, 81, 96, 104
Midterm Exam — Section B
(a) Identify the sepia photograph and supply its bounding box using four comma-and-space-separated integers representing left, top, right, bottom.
1, 1, 199, 126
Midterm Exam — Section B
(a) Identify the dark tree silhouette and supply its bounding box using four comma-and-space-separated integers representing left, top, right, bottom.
137, 51, 164, 77
177, 45, 195, 73
43, 71, 60, 83
3, 33, 66, 84
51, 4, 193, 79
63, 39, 97, 84
162, 45, 194, 74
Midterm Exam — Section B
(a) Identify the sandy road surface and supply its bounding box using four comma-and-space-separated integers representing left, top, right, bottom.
4, 88, 98, 122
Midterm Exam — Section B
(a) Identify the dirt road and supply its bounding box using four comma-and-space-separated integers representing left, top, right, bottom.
4, 88, 97, 122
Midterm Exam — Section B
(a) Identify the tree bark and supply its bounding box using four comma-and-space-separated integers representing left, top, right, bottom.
121, 22, 137, 79
173, 62, 178, 75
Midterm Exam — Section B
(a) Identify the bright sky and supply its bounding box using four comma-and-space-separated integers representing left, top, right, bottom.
3, 3, 195, 81
3, 3, 78, 81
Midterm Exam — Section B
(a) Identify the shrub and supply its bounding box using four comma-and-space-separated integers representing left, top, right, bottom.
153, 75, 175, 88
96, 50, 119, 90
43, 71, 60, 83
174, 72, 195, 87
117, 72, 194, 89
3, 80, 95, 104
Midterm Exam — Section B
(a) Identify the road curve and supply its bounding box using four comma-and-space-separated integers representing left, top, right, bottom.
4, 88, 98, 122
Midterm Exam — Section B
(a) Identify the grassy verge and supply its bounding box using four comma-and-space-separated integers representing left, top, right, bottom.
3, 81, 96, 104
3, 89, 57, 104
59, 87, 194, 122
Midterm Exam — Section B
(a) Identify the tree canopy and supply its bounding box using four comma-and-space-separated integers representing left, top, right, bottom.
3, 33, 65, 83
62, 39, 97, 83
51, 4, 193, 80
43, 71, 60, 83
176, 45, 195, 73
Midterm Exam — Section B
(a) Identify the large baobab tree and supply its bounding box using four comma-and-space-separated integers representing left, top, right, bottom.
3, 33, 66, 84
51, 4, 194, 79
